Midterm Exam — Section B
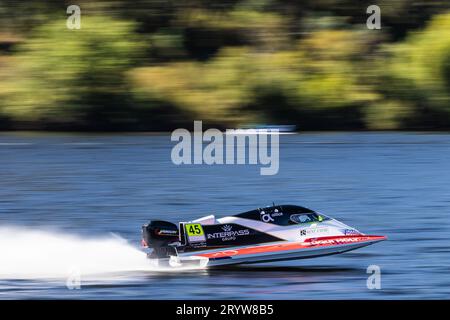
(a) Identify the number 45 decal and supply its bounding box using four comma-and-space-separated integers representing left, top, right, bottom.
185, 223, 204, 236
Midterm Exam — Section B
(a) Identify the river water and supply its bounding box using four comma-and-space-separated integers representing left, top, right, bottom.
0, 132, 449, 299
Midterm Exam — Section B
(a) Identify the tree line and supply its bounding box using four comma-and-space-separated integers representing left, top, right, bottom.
0, 0, 449, 130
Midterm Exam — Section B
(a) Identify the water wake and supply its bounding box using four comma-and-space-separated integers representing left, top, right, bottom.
0, 226, 151, 280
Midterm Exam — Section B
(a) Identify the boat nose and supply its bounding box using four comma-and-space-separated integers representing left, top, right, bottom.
368, 235, 387, 241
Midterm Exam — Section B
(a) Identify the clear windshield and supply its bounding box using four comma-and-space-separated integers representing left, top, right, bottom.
290, 212, 328, 224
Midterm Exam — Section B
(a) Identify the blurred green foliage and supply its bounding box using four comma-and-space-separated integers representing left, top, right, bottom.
1, 16, 143, 129
0, 0, 449, 130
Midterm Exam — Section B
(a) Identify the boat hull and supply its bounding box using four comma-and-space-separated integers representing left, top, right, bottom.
178, 235, 386, 267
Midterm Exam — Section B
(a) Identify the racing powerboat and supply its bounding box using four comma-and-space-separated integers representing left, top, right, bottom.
141, 204, 386, 268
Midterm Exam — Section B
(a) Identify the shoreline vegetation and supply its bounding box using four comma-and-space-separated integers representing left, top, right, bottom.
1, 1, 449, 132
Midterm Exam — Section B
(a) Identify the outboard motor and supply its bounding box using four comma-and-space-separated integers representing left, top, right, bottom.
142, 220, 179, 258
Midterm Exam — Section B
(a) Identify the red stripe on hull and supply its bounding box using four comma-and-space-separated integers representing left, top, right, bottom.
197, 235, 386, 259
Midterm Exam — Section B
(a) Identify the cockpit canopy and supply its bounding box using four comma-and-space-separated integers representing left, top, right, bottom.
235, 205, 329, 226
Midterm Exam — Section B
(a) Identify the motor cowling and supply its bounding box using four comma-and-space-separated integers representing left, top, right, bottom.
142, 220, 179, 258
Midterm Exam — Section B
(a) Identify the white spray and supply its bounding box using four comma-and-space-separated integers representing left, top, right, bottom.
0, 226, 151, 280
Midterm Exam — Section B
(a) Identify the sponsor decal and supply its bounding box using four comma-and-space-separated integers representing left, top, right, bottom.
207, 225, 250, 242
222, 225, 232, 232
260, 209, 283, 223
272, 209, 283, 217
342, 229, 360, 235
156, 229, 178, 236
309, 236, 365, 246
190, 241, 207, 248
308, 227, 328, 235
300, 227, 329, 236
